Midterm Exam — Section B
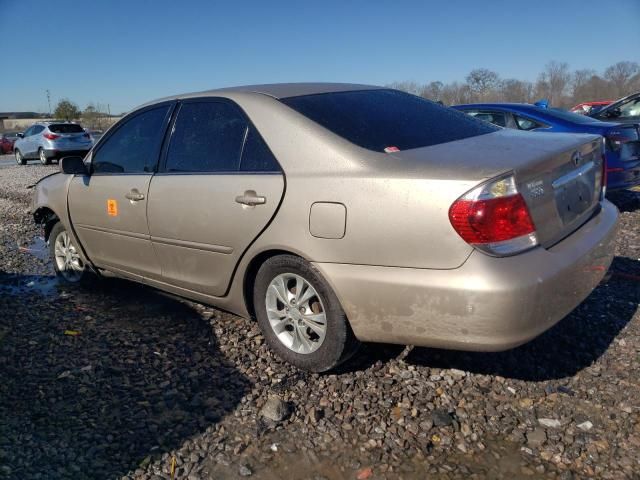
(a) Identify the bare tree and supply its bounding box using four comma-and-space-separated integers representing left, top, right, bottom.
604, 61, 640, 97
385, 59, 639, 109
536, 61, 571, 106
386, 81, 423, 96
499, 79, 534, 103
465, 69, 500, 101
420, 81, 444, 101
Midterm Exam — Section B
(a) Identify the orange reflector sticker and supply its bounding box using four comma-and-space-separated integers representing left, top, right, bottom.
107, 199, 118, 216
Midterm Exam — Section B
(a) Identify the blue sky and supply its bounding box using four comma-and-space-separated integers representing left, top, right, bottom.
1, 0, 639, 114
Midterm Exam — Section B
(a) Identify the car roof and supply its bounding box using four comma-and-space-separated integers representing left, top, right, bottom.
138, 82, 384, 109
454, 103, 537, 110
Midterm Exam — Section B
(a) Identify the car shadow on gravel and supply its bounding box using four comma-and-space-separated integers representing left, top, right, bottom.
0, 274, 250, 479
607, 189, 640, 213
404, 255, 640, 381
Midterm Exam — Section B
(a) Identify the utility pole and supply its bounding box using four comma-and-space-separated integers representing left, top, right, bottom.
46, 90, 51, 117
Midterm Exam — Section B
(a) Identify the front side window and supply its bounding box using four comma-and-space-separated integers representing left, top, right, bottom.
166, 102, 248, 173
281, 89, 497, 152
23, 126, 34, 137
617, 98, 640, 119
92, 105, 170, 174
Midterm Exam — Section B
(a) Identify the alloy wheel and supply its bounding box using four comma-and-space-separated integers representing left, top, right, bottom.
265, 272, 327, 354
53, 230, 84, 282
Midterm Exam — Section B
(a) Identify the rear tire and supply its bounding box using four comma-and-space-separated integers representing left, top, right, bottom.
253, 255, 360, 372
15, 149, 26, 165
39, 148, 50, 165
49, 222, 94, 285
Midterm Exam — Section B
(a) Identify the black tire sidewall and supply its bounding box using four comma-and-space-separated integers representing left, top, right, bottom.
15, 149, 25, 165
253, 255, 357, 372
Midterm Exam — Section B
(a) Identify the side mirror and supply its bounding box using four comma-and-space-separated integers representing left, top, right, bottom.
17, 132, 24, 138
60, 156, 88, 175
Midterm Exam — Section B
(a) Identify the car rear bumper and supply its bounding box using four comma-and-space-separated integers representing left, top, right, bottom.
43, 148, 90, 160
314, 200, 619, 351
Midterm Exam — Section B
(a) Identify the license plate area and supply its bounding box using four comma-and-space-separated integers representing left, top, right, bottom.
553, 163, 597, 225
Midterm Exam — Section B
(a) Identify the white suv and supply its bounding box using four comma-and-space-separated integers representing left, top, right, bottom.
14, 122, 92, 165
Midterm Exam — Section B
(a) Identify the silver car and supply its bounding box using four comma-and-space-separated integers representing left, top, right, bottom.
31, 84, 618, 372
14, 122, 92, 165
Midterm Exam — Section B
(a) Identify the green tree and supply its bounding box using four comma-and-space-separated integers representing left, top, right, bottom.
54, 99, 81, 121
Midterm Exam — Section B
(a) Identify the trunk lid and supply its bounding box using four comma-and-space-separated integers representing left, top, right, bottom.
515, 136, 603, 247
388, 129, 604, 248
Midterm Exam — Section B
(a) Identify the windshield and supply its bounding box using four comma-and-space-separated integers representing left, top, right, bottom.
49, 124, 85, 134
281, 89, 498, 152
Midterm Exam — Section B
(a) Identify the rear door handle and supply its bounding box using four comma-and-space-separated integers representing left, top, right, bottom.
235, 190, 266, 206
125, 189, 145, 201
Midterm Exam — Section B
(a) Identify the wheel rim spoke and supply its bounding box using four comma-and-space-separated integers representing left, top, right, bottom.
265, 272, 327, 355
53, 230, 84, 282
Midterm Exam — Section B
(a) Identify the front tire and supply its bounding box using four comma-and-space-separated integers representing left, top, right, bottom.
253, 255, 359, 372
39, 148, 50, 165
49, 222, 92, 285
15, 149, 26, 165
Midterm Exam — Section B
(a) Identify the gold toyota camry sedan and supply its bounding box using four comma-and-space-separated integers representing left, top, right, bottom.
32, 84, 618, 371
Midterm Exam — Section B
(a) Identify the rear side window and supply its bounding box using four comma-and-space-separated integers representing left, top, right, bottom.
92, 105, 170, 174
49, 124, 85, 134
166, 102, 248, 172
281, 89, 497, 152
514, 115, 543, 131
240, 127, 280, 172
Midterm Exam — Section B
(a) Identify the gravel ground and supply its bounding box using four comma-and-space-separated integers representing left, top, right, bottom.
0, 159, 639, 480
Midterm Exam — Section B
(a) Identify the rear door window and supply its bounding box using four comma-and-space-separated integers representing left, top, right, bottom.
92, 104, 171, 174
31, 126, 45, 136
165, 101, 248, 173
281, 89, 497, 152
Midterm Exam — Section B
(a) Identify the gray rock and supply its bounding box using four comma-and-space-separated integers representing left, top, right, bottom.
431, 409, 453, 427
526, 428, 547, 448
238, 464, 253, 477
538, 418, 561, 428
259, 395, 290, 422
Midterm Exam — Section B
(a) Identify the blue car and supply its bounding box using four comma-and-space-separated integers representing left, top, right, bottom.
453, 102, 640, 191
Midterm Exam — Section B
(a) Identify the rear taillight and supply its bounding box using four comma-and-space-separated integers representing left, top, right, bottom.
449, 174, 538, 256
599, 138, 607, 200
43, 133, 59, 140
605, 127, 638, 152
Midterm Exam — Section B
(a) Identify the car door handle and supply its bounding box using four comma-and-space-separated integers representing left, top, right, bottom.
125, 189, 145, 201
235, 190, 266, 206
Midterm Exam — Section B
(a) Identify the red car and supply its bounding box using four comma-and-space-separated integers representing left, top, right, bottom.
0, 132, 20, 154
570, 101, 613, 115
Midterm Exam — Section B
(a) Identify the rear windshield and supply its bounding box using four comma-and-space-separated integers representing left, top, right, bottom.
280, 89, 498, 152
49, 124, 85, 133
537, 107, 604, 125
